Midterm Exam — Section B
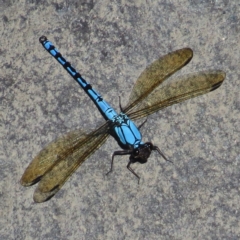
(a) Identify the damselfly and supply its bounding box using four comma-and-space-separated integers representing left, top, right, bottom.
21, 36, 225, 202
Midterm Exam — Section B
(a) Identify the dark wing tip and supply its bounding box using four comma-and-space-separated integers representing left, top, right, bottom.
33, 192, 55, 203
210, 71, 226, 92
184, 47, 193, 56
33, 184, 60, 203
179, 48, 193, 66
20, 175, 43, 187
211, 80, 224, 91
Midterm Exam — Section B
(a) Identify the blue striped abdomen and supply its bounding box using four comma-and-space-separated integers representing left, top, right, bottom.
41, 38, 118, 121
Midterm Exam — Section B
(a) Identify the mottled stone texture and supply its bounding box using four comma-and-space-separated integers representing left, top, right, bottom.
0, 0, 239, 239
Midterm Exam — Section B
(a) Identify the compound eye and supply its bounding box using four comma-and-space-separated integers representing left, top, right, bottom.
133, 148, 139, 157
145, 142, 153, 150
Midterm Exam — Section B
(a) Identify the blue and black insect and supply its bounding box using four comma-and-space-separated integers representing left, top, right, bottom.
21, 36, 225, 202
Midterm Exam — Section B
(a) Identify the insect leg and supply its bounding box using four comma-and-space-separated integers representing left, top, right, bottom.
127, 161, 140, 184
152, 145, 173, 164
106, 149, 132, 175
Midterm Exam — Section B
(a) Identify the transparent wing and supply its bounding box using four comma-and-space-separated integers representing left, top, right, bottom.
127, 71, 225, 120
21, 122, 110, 202
123, 48, 193, 113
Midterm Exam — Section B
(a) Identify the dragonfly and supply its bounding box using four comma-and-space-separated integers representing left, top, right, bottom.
21, 36, 225, 202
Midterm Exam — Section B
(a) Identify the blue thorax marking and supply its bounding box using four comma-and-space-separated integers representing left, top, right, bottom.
111, 113, 143, 149
42, 38, 144, 150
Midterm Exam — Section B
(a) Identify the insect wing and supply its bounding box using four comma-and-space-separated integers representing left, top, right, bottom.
124, 48, 193, 113
127, 71, 225, 120
21, 122, 110, 202
21, 129, 88, 186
